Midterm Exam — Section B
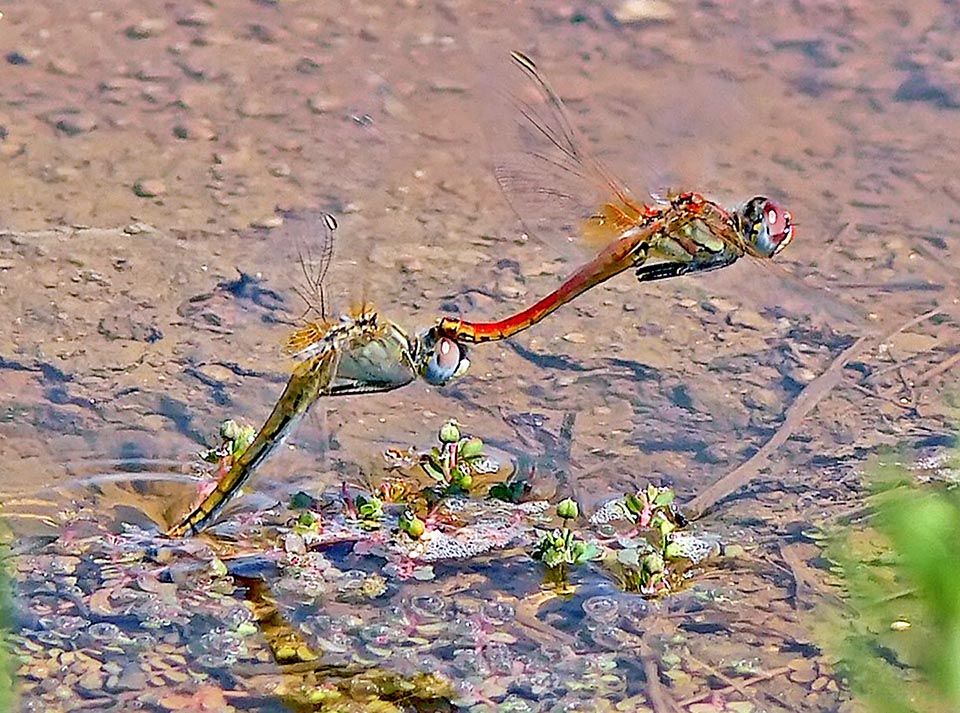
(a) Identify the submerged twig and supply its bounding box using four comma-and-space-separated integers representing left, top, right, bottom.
639, 637, 682, 713
677, 665, 793, 708
686, 308, 943, 519
913, 348, 960, 387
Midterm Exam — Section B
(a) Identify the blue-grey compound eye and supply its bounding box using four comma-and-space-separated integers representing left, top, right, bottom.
422, 337, 469, 385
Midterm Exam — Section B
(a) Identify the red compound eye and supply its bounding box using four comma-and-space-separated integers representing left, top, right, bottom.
422, 337, 468, 385
435, 338, 460, 371
764, 201, 788, 236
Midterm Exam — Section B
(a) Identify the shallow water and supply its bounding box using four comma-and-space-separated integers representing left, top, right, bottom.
1, 0, 959, 711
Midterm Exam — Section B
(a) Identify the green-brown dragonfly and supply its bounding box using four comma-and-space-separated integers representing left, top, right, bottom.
165, 214, 469, 537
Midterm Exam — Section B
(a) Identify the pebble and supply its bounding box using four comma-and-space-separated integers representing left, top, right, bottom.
197, 364, 235, 382
562, 332, 586, 344
239, 98, 285, 118
172, 118, 216, 141
113, 664, 147, 691
787, 657, 818, 683
125, 18, 168, 39
46, 111, 98, 136
133, 178, 166, 198
77, 670, 105, 694
811, 675, 830, 691
176, 9, 214, 27
163, 669, 190, 684
727, 309, 768, 330
614, 0, 675, 23
249, 215, 283, 230
308, 93, 343, 114
47, 57, 79, 76
887, 331, 940, 359
6, 51, 31, 66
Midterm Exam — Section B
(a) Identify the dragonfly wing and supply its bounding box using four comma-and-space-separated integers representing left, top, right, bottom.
485, 51, 650, 250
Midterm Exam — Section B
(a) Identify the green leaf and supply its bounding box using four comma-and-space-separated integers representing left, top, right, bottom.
572, 541, 602, 564
489, 480, 527, 504
289, 491, 315, 510
420, 460, 446, 483
624, 493, 645, 517
653, 489, 675, 506
542, 548, 564, 569
412, 565, 435, 581
459, 437, 485, 459
664, 541, 685, 560
297, 511, 318, 528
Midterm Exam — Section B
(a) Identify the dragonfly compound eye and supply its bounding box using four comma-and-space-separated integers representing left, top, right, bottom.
422, 337, 469, 385
765, 200, 794, 256
740, 195, 794, 259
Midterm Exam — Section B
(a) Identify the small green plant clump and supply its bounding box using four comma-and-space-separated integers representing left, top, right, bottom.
417, 420, 497, 494
198, 419, 256, 465
488, 476, 531, 504
353, 494, 385, 530
532, 498, 602, 582
611, 485, 691, 596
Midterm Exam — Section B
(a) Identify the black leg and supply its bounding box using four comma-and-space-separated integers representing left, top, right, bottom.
635, 253, 740, 284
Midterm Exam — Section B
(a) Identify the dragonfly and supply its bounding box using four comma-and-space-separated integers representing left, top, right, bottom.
434, 51, 795, 344
166, 214, 469, 537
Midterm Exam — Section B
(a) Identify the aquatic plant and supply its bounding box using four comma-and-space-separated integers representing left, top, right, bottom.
590, 485, 705, 596
353, 494, 385, 530
488, 475, 531, 504
198, 419, 256, 466
821, 447, 960, 713
0, 554, 17, 711
413, 419, 499, 494
532, 499, 602, 581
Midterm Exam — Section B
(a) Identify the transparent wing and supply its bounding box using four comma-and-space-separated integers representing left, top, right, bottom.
282, 212, 340, 360
292, 212, 338, 322
491, 51, 650, 249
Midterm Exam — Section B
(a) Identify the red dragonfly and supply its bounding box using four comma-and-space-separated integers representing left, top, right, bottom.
434, 52, 795, 344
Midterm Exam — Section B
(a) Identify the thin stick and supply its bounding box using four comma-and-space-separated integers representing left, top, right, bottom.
677, 665, 793, 707
639, 637, 682, 713
913, 349, 960, 387
686, 308, 943, 519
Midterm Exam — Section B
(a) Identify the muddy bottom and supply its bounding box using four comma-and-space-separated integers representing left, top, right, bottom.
2, 0, 960, 711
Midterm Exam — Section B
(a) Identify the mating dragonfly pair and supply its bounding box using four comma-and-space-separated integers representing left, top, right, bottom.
166, 52, 793, 537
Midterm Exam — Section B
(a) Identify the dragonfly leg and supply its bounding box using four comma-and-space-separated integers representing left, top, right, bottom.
634, 253, 739, 283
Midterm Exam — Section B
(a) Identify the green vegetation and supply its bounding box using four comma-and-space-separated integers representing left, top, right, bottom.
198, 418, 256, 464
0, 555, 17, 710
417, 419, 495, 493
532, 499, 602, 579
823, 447, 960, 713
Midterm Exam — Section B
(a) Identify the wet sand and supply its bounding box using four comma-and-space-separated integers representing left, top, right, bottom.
1, 1, 959, 710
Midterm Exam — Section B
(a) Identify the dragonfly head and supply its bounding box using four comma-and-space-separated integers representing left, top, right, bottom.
415, 329, 470, 385
737, 196, 794, 258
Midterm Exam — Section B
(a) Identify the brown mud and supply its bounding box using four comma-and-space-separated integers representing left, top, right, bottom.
1, 1, 959, 711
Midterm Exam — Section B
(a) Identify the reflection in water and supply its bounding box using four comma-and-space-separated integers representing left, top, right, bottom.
4, 444, 838, 711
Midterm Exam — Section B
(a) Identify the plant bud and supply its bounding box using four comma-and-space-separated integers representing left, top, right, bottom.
557, 498, 580, 520
400, 511, 425, 539
220, 419, 242, 441
642, 552, 665, 574
438, 420, 461, 444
